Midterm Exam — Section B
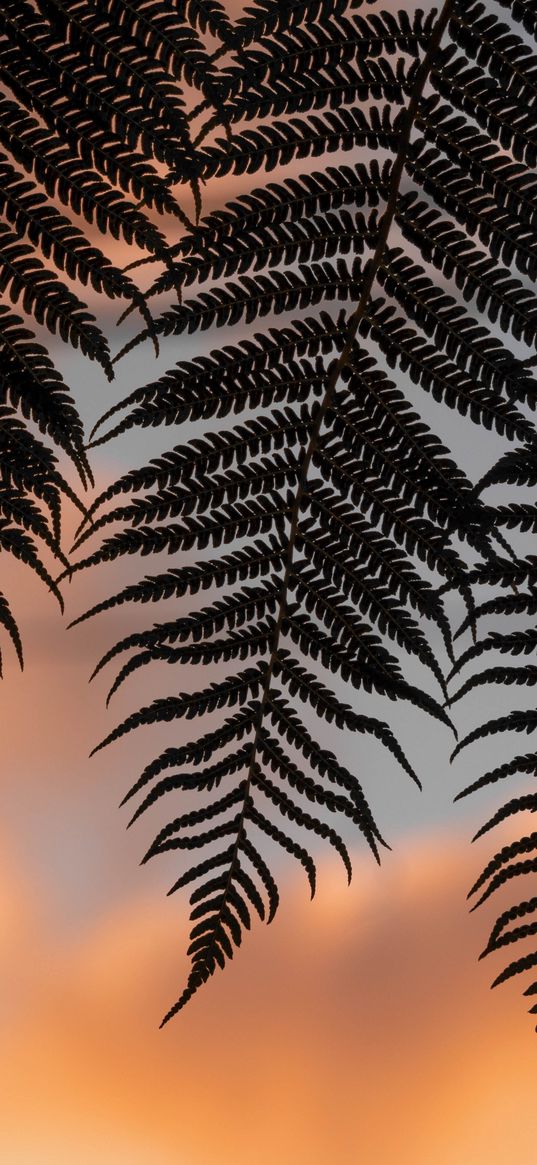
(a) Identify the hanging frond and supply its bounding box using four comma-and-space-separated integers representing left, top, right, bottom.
0, 320, 86, 665
4, 0, 537, 1032
0, 0, 228, 662
446, 0, 537, 1024
66, 0, 533, 1024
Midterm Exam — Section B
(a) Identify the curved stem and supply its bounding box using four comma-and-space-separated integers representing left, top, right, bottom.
251, 0, 457, 741
173, 0, 457, 1005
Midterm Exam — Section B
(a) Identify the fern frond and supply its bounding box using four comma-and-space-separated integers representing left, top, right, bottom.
184, 0, 235, 45
377, 250, 537, 431
196, 106, 400, 182
9, 0, 536, 1026
0, 3, 195, 177
449, 628, 537, 683
451, 3, 537, 106
81, 407, 313, 530
91, 666, 267, 756
472, 795, 537, 843
455, 752, 537, 803
89, 313, 342, 445
432, 44, 537, 164
409, 108, 537, 286
68, 539, 285, 626
0, 223, 111, 371
452, 711, 537, 762
0, 523, 64, 611
452, 482, 537, 1009
396, 193, 537, 346
0, 97, 172, 250
477, 445, 537, 491
114, 258, 366, 362
140, 208, 371, 305
0, 588, 23, 672
74, 0, 537, 1021
468, 837, 537, 911
493, 503, 537, 533
0, 154, 143, 305
0, 324, 87, 663
450, 664, 537, 706
225, 39, 417, 123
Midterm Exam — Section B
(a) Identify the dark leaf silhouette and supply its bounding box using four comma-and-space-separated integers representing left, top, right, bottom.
2, 0, 537, 1031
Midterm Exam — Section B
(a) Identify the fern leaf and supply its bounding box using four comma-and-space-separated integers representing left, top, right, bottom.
11, 0, 536, 1025
0, 588, 23, 672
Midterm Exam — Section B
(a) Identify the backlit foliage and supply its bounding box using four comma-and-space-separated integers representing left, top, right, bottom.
2, 0, 537, 1028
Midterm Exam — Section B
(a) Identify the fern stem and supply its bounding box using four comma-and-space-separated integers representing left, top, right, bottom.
249, 0, 457, 734
161, 2, 457, 1016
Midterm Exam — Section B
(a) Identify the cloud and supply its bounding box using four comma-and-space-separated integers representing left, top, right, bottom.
0, 827, 535, 1165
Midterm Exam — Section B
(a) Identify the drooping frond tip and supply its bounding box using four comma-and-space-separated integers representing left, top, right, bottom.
4, 0, 537, 1029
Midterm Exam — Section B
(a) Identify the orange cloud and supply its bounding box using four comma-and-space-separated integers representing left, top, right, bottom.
2, 473, 536, 1165
0, 830, 535, 1165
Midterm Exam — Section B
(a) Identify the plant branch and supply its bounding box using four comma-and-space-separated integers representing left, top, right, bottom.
160, 0, 457, 1025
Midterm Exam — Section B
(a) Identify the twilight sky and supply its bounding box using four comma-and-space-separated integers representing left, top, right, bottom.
2, 260, 536, 1165
2, 2, 537, 1161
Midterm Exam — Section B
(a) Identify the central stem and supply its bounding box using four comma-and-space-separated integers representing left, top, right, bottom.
248, 0, 457, 756
164, 0, 457, 1023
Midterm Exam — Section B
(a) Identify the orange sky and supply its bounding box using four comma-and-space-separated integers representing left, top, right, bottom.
1, 819, 536, 1165
1, 557, 536, 1164
2, 3, 537, 1158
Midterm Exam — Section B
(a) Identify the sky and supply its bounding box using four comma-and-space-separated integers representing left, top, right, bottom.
2, 2, 537, 1163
